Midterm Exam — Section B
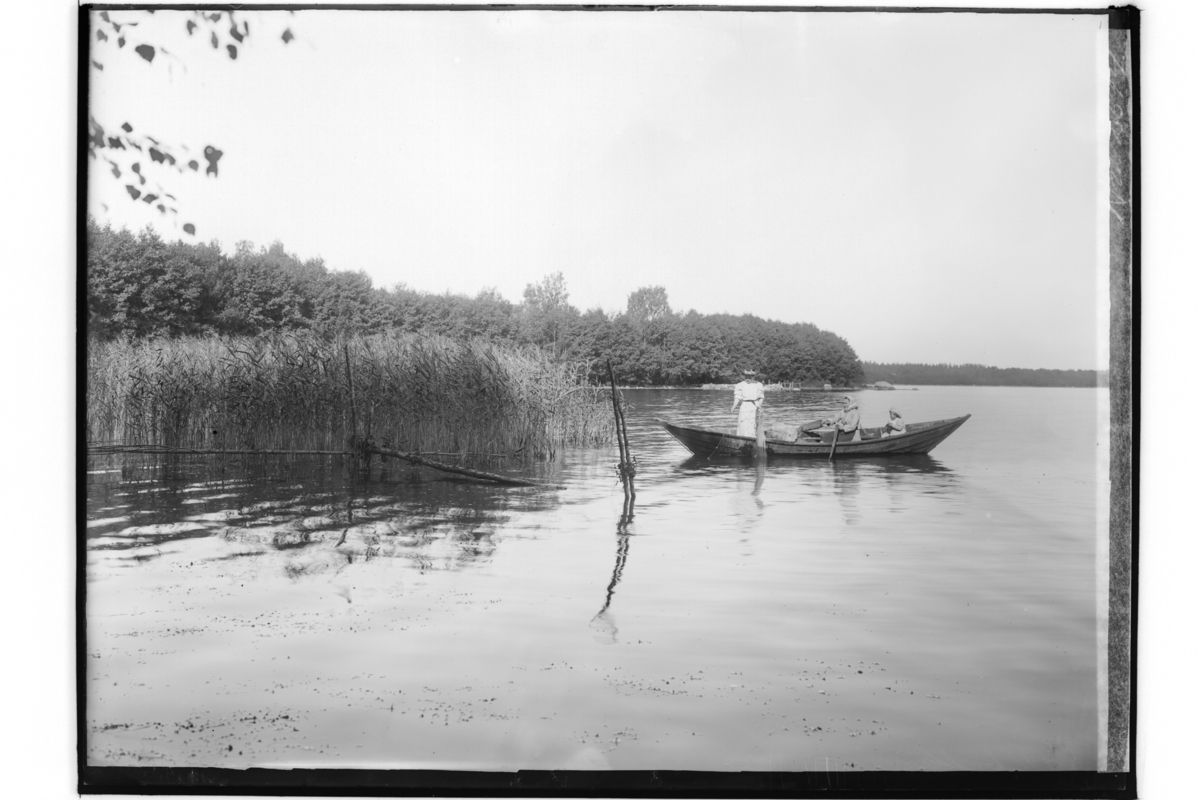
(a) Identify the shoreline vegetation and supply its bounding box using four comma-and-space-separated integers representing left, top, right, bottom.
85, 220, 1107, 457
85, 220, 864, 388
87, 332, 615, 460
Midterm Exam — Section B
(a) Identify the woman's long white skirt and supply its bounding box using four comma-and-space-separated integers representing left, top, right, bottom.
736, 404, 758, 437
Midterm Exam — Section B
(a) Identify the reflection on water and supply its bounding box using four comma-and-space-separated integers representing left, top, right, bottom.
831, 461, 862, 525
88, 454, 556, 578
672, 451, 960, 530
86, 387, 1103, 772
590, 492, 635, 645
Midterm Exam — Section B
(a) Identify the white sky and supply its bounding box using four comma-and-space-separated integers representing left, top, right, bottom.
89, 8, 1109, 369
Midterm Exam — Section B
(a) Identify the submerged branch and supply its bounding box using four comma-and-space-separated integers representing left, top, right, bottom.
364, 445, 547, 488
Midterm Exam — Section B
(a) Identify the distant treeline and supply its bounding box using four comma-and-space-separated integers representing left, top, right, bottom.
85, 219, 865, 386
863, 362, 1108, 388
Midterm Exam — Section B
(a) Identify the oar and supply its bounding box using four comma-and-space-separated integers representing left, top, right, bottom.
828, 423, 839, 462
755, 405, 767, 459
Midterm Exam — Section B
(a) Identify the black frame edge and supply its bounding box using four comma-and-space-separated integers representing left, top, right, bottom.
77, 3, 93, 794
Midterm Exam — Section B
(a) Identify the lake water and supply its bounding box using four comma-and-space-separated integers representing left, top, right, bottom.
85, 386, 1109, 772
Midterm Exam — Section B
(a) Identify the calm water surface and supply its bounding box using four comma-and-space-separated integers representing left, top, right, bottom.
86, 386, 1108, 771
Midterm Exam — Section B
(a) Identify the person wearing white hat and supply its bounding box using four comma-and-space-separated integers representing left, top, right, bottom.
882, 407, 905, 437
730, 369, 765, 437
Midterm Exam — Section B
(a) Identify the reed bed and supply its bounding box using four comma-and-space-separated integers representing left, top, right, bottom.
87, 331, 617, 459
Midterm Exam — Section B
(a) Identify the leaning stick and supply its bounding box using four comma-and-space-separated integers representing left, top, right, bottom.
606, 360, 628, 470
365, 445, 548, 487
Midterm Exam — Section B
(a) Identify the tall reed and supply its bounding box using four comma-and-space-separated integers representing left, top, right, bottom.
86, 331, 617, 458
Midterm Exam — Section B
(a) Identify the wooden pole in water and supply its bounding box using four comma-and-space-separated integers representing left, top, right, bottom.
607, 360, 635, 500
606, 361, 627, 467
617, 393, 633, 472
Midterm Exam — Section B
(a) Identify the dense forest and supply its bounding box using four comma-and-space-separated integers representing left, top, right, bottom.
862, 362, 1107, 388
85, 219, 865, 386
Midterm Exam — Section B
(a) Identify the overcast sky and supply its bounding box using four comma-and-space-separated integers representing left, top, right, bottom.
89, 8, 1110, 370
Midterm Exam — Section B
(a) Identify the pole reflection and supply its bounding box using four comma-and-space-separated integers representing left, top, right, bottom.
831, 460, 862, 525
589, 488, 635, 645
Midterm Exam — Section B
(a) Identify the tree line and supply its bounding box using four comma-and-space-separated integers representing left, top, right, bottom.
862, 362, 1106, 388
85, 220, 866, 386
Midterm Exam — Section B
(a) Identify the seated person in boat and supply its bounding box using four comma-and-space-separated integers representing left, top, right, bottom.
882, 407, 905, 436
823, 395, 861, 442
730, 370, 764, 437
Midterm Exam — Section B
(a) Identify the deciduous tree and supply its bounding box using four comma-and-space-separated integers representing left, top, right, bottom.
87, 9, 297, 236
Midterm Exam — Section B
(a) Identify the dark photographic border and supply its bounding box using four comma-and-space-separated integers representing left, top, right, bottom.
76, 4, 1138, 796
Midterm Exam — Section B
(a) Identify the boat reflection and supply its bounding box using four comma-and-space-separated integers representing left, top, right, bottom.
874, 454, 962, 513
873, 453, 955, 475
670, 452, 960, 525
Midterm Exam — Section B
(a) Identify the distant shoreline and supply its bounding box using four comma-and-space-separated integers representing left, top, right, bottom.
862, 362, 1107, 389
611, 365, 1107, 391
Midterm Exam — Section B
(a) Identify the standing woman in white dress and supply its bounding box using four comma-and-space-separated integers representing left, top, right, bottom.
731, 370, 765, 437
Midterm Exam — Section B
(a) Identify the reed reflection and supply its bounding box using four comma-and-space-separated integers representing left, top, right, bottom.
87, 454, 556, 576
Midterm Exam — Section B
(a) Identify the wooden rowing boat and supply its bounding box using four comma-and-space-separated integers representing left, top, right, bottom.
655, 415, 970, 458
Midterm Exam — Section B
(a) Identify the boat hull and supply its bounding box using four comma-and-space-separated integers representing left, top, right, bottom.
656, 415, 970, 458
